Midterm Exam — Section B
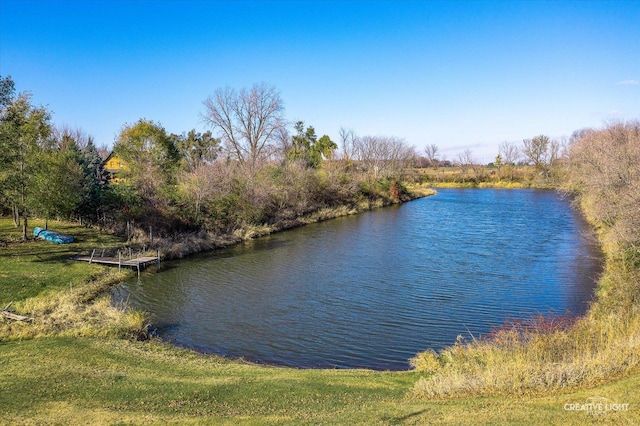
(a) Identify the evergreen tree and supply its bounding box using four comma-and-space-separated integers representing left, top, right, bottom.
77, 138, 107, 224
287, 121, 336, 168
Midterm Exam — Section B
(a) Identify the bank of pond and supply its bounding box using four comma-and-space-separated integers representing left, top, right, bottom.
114, 188, 602, 370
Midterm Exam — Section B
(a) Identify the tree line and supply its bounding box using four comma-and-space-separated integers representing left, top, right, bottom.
415, 135, 567, 185
5, 74, 633, 246
0, 77, 417, 241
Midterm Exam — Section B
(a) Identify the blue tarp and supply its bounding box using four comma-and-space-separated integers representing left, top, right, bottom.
34, 227, 74, 244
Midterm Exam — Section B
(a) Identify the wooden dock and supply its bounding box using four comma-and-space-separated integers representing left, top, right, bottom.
74, 249, 160, 275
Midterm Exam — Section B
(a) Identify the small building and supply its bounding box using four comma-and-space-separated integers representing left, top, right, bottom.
104, 152, 127, 183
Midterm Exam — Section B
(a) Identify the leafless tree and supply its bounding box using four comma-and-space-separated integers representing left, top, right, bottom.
272, 125, 291, 161
178, 163, 219, 224
339, 127, 357, 162
424, 144, 439, 167
53, 125, 93, 150
568, 120, 640, 253
202, 83, 285, 170
523, 135, 560, 178
455, 148, 475, 175
457, 148, 487, 182
352, 135, 416, 181
523, 135, 555, 165
499, 141, 521, 181
499, 141, 520, 166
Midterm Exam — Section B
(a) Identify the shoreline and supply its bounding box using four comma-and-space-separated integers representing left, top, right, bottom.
146, 183, 437, 261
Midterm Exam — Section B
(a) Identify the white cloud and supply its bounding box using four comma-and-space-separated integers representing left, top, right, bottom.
615, 80, 639, 86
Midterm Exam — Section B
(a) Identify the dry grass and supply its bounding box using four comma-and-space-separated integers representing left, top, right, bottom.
0, 268, 149, 341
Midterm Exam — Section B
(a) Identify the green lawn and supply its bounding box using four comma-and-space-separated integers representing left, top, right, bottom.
0, 218, 123, 303
1, 217, 639, 424
1, 337, 639, 425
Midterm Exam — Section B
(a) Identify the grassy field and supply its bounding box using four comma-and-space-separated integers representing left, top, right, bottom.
0, 218, 123, 303
1, 337, 639, 425
410, 165, 562, 189
1, 217, 639, 424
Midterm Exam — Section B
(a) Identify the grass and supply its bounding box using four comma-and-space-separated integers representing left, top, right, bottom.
0, 217, 148, 341
1, 337, 640, 425
0, 217, 123, 303
411, 165, 561, 189
426, 180, 538, 189
1, 212, 640, 424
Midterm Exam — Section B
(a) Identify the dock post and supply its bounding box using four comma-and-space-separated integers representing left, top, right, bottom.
89, 249, 96, 264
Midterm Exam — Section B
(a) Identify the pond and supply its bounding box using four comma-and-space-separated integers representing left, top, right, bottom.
113, 189, 602, 370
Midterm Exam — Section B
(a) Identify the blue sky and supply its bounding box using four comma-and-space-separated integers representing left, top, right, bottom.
1, 0, 638, 162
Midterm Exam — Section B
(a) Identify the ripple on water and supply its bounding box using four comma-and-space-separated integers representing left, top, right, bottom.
116, 189, 602, 370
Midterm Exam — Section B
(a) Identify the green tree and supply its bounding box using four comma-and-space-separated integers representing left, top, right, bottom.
174, 129, 221, 171
494, 153, 503, 179
0, 81, 53, 239
78, 138, 107, 224
286, 121, 337, 168
115, 119, 180, 185
30, 145, 84, 229
0, 76, 16, 219
113, 119, 181, 228
315, 135, 338, 162
0, 75, 15, 108
46, 127, 107, 225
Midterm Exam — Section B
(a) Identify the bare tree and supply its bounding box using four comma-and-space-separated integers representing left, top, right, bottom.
352, 135, 416, 181
499, 141, 521, 181
455, 148, 475, 176
273, 125, 291, 161
339, 127, 357, 162
522, 134, 559, 178
568, 120, 640, 253
202, 83, 285, 170
499, 141, 520, 166
53, 125, 92, 150
424, 144, 439, 167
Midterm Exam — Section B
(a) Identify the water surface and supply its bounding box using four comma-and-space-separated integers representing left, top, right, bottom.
114, 189, 601, 370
